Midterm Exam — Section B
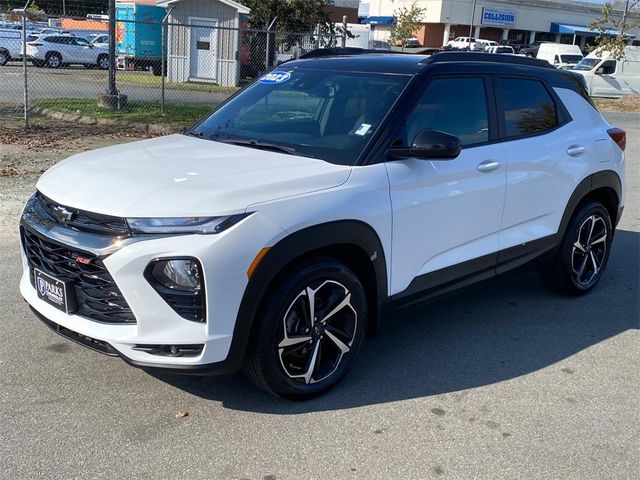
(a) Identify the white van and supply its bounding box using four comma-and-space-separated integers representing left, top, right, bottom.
0, 28, 24, 65
537, 43, 583, 69
572, 46, 640, 97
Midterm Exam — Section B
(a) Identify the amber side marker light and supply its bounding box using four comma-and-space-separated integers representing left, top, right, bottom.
608, 128, 626, 151
247, 247, 270, 279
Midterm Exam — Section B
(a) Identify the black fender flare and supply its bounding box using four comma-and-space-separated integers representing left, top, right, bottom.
558, 170, 622, 237
222, 220, 389, 373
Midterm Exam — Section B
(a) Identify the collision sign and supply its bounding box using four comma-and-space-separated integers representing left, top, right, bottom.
481, 7, 517, 27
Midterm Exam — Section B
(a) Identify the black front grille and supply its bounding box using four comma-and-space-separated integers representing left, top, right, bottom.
21, 227, 136, 324
36, 192, 130, 237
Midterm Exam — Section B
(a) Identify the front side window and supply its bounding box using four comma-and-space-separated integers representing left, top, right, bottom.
399, 77, 489, 147
192, 68, 411, 165
600, 60, 616, 74
495, 78, 559, 138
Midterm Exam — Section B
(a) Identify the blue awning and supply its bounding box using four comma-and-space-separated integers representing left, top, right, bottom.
550, 22, 633, 37
361, 16, 394, 25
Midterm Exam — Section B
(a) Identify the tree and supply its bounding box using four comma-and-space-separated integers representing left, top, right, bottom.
26, 1, 47, 21
390, 1, 426, 51
241, 0, 331, 32
589, 0, 640, 59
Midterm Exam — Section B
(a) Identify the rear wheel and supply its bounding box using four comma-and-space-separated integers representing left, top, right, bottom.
97, 54, 109, 70
0, 50, 9, 66
45, 52, 62, 68
543, 201, 613, 295
242, 258, 367, 399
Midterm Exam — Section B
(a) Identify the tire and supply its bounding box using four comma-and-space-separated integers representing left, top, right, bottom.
151, 62, 163, 76
97, 54, 109, 70
543, 201, 613, 295
0, 50, 9, 66
242, 257, 367, 399
45, 52, 62, 69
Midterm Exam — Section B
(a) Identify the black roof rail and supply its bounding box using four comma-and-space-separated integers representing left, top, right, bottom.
298, 47, 403, 59
424, 51, 554, 69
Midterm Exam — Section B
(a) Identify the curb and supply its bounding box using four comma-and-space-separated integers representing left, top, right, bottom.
30, 106, 182, 135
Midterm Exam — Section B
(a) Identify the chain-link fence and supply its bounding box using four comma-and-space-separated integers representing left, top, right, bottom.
0, 3, 357, 130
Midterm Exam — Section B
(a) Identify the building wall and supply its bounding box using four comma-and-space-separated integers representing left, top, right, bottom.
167, 0, 240, 86
368, 0, 640, 45
326, 6, 359, 24
60, 18, 108, 31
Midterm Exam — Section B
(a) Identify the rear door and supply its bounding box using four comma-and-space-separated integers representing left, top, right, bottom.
495, 76, 585, 264
385, 76, 507, 295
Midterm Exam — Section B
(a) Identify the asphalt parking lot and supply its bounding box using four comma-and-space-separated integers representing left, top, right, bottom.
0, 112, 638, 480
0, 63, 232, 105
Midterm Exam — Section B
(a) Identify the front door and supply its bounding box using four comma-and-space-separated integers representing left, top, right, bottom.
189, 18, 218, 81
386, 76, 506, 295
591, 60, 626, 97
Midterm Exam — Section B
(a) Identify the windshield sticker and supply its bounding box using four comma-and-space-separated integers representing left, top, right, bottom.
355, 124, 372, 136
258, 71, 292, 85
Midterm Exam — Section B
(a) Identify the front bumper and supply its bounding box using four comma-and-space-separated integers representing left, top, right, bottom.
20, 201, 286, 373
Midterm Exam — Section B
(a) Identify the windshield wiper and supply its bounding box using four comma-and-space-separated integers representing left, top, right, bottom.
186, 130, 204, 138
216, 138, 297, 155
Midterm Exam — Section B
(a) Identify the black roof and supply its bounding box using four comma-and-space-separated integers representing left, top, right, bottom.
283, 50, 587, 95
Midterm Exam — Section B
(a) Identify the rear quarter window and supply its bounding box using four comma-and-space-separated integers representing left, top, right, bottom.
495, 78, 560, 138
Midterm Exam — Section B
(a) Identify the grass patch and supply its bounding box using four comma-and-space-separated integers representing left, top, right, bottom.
117, 72, 241, 94
33, 98, 215, 128
594, 95, 640, 113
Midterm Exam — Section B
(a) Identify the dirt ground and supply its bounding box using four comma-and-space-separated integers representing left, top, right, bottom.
0, 108, 153, 239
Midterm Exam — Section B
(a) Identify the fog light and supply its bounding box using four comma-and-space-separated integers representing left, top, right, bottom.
145, 258, 206, 322
152, 259, 201, 291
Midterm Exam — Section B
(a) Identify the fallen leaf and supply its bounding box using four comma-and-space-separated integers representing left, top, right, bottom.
175, 410, 189, 418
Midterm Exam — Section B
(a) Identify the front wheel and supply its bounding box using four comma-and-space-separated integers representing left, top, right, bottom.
543, 201, 613, 295
242, 258, 367, 399
0, 50, 9, 66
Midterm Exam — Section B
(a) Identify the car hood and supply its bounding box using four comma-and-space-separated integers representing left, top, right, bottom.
36, 134, 352, 217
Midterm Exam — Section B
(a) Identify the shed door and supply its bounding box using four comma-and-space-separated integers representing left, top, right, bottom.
189, 18, 218, 81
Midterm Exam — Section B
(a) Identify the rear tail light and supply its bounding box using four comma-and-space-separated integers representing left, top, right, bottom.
608, 127, 626, 151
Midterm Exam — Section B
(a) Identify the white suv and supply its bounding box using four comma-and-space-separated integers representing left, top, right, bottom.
20, 52, 626, 399
26, 34, 109, 69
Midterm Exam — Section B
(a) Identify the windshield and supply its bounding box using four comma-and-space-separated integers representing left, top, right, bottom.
191, 68, 411, 165
574, 58, 601, 70
561, 55, 583, 64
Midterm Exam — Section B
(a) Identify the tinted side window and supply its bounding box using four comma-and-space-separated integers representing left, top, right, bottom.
495, 78, 559, 138
402, 77, 489, 146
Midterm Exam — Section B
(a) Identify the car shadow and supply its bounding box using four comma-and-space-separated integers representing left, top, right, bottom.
150, 229, 639, 413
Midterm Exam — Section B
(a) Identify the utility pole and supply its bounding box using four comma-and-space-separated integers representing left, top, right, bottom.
468, 0, 477, 50
98, 0, 126, 109
107, 0, 117, 96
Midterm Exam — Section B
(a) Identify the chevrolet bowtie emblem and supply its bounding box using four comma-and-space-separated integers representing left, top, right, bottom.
52, 205, 74, 223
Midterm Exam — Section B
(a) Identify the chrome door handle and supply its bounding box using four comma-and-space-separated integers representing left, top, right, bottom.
477, 160, 500, 172
567, 145, 586, 156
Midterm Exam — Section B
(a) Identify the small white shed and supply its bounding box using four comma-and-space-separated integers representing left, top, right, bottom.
157, 0, 250, 85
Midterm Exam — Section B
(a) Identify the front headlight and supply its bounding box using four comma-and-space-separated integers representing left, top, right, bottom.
127, 213, 250, 234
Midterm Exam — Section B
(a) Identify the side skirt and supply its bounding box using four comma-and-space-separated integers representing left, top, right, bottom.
388, 234, 559, 310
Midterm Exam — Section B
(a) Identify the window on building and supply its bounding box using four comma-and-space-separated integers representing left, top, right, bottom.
496, 78, 559, 138
401, 77, 489, 146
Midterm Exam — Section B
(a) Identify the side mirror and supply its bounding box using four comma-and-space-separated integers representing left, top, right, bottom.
595, 67, 604, 75
387, 129, 462, 160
